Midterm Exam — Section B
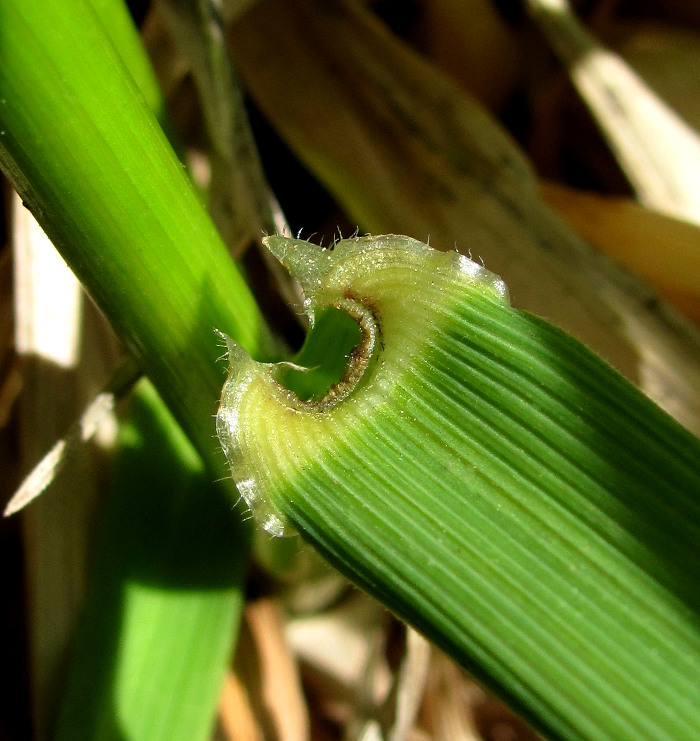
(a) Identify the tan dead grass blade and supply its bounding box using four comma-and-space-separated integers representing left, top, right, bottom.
220, 598, 309, 741
12, 194, 121, 737
4, 358, 140, 517
420, 653, 485, 741
525, 0, 700, 225
217, 670, 262, 741
384, 629, 432, 741
228, 0, 700, 433
421, 651, 544, 741
619, 25, 700, 137
0, 246, 21, 429
541, 181, 700, 322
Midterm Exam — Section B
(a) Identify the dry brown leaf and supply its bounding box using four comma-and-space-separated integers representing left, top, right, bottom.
0, 239, 21, 429
225, 597, 309, 741
419, 651, 543, 741
218, 669, 264, 741
385, 629, 431, 741
12, 194, 121, 737
541, 181, 700, 321
419, 653, 481, 741
526, 0, 700, 224
618, 25, 700, 134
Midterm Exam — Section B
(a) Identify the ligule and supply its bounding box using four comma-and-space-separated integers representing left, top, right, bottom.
218, 234, 700, 740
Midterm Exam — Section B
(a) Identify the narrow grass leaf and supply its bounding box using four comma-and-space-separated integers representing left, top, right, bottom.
0, 0, 277, 465
525, 0, 700, 225
0, 1, 276, 738
55, 380, 247, 741
160, 0, 281, 253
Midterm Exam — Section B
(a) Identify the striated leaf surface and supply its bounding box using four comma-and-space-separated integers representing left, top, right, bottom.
218, 235, 700, 741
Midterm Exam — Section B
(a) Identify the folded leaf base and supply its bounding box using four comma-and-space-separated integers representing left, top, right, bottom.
218, 234, 700, 741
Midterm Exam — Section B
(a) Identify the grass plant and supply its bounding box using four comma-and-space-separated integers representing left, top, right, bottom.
2, 1, 699, 739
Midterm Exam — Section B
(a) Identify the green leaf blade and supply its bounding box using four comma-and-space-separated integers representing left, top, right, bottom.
218, 235, 700, 740
0, 0, 276, 465
0, 2, 271, 738
56, 381, 246, 741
